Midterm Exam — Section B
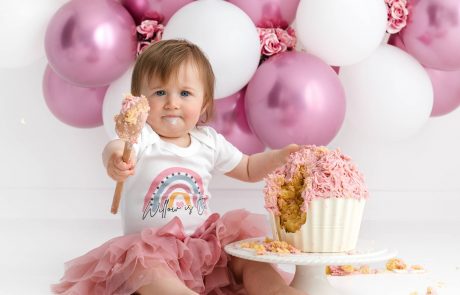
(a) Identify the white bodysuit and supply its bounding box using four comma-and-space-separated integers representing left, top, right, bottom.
121, 125, 243, 235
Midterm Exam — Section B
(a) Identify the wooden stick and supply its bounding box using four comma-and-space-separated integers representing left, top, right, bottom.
111, 141, 132, 214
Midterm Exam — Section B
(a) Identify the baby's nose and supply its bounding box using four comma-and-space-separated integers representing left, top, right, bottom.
165, 95, 180, 108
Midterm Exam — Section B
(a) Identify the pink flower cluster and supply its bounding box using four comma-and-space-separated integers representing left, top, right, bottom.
257, 27, 296, 63
136, 20, 164, 56
385, 0, 409, 34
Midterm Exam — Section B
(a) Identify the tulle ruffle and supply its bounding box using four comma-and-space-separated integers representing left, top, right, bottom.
52, 210, 268, 295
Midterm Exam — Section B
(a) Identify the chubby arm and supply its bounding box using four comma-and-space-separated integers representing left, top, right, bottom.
225, 144, 300, 182
102, 139, 136, 182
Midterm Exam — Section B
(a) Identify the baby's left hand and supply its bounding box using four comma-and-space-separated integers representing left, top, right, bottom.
278, 144, 300, 165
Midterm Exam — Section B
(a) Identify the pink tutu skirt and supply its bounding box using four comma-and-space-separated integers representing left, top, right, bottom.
52, 210, 268, 295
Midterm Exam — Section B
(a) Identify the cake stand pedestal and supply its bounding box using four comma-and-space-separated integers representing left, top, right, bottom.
224, 238, 397, 295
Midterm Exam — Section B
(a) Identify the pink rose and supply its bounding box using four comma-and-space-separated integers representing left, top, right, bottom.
137, 20, 160, 39
386, 0, 409, 34
137, 41, 151, 55
286, 27, 296, 38
260, 31, 286, 56
388, 17, 407, 34
257, 28, 275, 39
135, 19, 164, 55
275, 28, 296, 49
153, 25, 164, 42
257, 26, 297, 59
390, 2, 409, 20
385, 0, 406, 5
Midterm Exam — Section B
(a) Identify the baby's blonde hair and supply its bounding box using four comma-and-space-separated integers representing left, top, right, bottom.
131, 39, 215, 123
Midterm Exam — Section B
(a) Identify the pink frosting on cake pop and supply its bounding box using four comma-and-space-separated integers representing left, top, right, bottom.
264, 145, 368, 215
115, 94, 150, 144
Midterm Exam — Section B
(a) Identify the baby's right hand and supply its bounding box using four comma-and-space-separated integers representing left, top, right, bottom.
107, 152, 135, 182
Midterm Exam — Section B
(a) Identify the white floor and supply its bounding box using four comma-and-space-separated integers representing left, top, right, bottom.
0, 217, 459, 295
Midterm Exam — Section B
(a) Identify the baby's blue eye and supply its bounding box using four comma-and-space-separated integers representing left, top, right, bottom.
180, 91, 190, 97
155, 90, 166, 96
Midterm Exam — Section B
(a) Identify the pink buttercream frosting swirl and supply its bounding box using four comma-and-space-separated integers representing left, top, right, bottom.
264, 145, 369, 215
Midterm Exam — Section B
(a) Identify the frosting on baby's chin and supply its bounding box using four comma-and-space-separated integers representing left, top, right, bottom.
163, 117, 181, 125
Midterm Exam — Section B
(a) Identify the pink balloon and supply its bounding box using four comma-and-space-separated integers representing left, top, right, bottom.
245, 51, 346, 149
227, 0, 300, 28
120, 0, 194, 24
208, 89, 266, 154
399, 0, 460, 70
43, 65, 107, 128
425, 67, 460, 116
45, 0, 137, 87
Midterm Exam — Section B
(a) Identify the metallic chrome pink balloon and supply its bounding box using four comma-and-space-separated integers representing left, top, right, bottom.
245, 52, 346, 149
208, 89, 265, 154
227, 0, 300, 28
425, 67, 460, 116
120, 0, 194, 24
45, 0, 137, 87
43, 65, 108, 128
399, 0, 460, 70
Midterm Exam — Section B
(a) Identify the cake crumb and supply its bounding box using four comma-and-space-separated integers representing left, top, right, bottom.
240, 238, 300, 255
409, 264, 426, 273
328, 258, 426, 276
386, 258, 407, 272
357, 265, 372, 274
326, 265, 355, 276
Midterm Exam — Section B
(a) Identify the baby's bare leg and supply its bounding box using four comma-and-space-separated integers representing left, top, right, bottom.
135, 277, 198, 295
230, 257, 307, 295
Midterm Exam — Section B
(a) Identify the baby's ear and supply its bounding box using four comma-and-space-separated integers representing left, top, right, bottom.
200, 103, 210, 120
201, 100, 210, 113
197, 106, 209, 125
200, 106, 207, 115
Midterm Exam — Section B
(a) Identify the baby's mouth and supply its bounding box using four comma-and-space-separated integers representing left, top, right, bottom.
162, 116, 181, 125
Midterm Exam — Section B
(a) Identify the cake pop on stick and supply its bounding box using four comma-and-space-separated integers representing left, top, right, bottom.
111, 94, 150, 214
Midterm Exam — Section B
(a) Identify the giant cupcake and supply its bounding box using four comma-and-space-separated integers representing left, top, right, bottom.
264, 145, 368, 252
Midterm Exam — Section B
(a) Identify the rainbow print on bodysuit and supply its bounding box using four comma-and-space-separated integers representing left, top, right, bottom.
142, 167, 208, 220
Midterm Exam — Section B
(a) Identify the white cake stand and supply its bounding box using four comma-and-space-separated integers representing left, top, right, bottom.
224, 238, 397, 295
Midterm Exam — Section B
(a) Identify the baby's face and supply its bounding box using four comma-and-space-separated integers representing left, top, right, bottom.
141, 62, 205, 140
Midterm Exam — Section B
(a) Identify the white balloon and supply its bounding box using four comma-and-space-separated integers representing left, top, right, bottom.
338, 44, 433, 142
296, 0, 387, 66
163, 0, 260, 99
102, 66, 134, 139
0, 0, 66, 68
